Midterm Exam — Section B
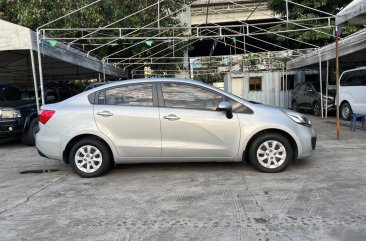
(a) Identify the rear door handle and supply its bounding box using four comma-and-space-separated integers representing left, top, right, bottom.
97, 111, 113, 117
163, 114, 180, 121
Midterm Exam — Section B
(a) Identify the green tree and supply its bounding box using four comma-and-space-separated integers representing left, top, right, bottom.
267, 0, 359, 47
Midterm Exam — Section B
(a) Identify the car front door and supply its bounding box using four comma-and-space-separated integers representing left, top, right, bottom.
93, 83, 161, 158
158, 82, 241, 159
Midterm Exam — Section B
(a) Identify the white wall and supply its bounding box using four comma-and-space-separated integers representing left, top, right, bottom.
224, 70, 316, 109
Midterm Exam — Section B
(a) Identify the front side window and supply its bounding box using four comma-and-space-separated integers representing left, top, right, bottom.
102, 84, 153, 106
161, 83, 251, 113
162, 83, 224, 110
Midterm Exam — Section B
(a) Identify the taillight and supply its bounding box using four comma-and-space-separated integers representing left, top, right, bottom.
38, 110, 55, 124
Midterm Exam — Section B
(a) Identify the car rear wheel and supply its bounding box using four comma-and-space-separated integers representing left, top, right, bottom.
248, 133, 293, 173
21, 118, 39, 146
69, 138, 112, 178
340, 102, 353, 121
313, 101, 321, 116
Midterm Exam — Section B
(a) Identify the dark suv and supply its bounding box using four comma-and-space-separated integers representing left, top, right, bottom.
292, 82, 336, 116
0, 83, 79, 145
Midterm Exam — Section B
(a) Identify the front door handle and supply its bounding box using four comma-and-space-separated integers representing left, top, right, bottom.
97, 111, 114, 117
163, 114, 180, 121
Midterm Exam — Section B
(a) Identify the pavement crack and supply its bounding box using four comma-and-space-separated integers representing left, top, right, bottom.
0, 172, 71, 216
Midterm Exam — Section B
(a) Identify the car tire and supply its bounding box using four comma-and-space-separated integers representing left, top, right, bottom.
248, 133, 293, 173
69, 138, 112, 178
292, 101, 298, 112
21, 118, 39, 146
313, 101, 321, 116
340, 102, 353, 121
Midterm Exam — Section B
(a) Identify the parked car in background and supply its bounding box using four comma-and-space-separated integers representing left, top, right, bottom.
339, 67, 366, 120
292, 82, 336, 116
36, 78, 316, 178
0, 83, 79, 145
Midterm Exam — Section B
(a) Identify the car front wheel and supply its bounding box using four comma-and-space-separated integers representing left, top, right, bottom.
69, 138, 112, 178
292, 101, 298, 112
340, 102, 353, 120
21, 118, 39, 146
248, 133, 293, 173
313, 101, 321, 116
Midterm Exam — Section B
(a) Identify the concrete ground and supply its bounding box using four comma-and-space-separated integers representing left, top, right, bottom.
0, 116, 366, 241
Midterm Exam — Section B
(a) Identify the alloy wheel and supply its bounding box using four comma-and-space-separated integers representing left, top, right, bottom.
256, 140, 287, 169
75, 145, 103, 173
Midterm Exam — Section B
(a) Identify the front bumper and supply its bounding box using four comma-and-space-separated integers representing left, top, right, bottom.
0, 118, 25, 137
297, 125, 317, 159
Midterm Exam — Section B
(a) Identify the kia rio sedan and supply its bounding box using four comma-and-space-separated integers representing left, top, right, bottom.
36, 78, 316, 178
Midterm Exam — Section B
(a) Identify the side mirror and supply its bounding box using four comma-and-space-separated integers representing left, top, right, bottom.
217, 101, 233, 119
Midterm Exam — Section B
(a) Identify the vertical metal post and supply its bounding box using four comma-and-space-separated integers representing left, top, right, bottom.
279, 66, 285, 107
158, 0, 160, 29
335, 26, 340, 139
36, 29, 45, 106
30, 50, 40, 113
285, 68, 288, 108
319, 53, 324, 118
103, 63, 106, 82
173, 29, 175, 58
286, 0, 289, 23
326, 60, 329, 118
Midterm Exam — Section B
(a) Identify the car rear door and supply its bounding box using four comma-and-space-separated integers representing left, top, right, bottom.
93, 83, 161, 158
158, 82, 241, 159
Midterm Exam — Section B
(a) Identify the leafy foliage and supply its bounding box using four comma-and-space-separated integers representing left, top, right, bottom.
267, 0, 360, 47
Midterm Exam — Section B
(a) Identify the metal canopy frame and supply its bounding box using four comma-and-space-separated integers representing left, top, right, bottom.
36, 0, 337, 115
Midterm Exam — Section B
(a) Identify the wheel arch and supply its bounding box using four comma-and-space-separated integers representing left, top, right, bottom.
242, 129, 298, 163
63, 134, 115, 165
340, 100, 350, 107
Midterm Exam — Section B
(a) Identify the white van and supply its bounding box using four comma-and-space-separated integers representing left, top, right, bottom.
339, 67, 366, 120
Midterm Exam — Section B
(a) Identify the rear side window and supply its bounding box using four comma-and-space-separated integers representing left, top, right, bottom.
100, 84, 153, 106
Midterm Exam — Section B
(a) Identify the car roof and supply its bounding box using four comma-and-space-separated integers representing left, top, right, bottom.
89, 78, 205, 92
80, 77, 251, 106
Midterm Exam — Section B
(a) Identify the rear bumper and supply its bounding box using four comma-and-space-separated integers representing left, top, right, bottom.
36, 124, 63, 161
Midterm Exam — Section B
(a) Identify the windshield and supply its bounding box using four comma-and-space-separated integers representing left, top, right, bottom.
0, 85, 21, 101
0, 85, 37, 102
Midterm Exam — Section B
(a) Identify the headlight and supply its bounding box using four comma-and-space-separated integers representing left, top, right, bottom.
282, 110, 311, 127
0, 108, 21, 119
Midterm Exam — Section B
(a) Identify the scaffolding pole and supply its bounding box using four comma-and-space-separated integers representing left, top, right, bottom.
319, 52, 324, 118
30, 49, 40, 113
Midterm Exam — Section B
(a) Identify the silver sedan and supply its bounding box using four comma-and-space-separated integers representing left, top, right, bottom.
36, 78, 316, 177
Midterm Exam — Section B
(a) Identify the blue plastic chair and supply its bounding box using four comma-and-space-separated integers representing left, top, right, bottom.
350, 114, 366, 131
